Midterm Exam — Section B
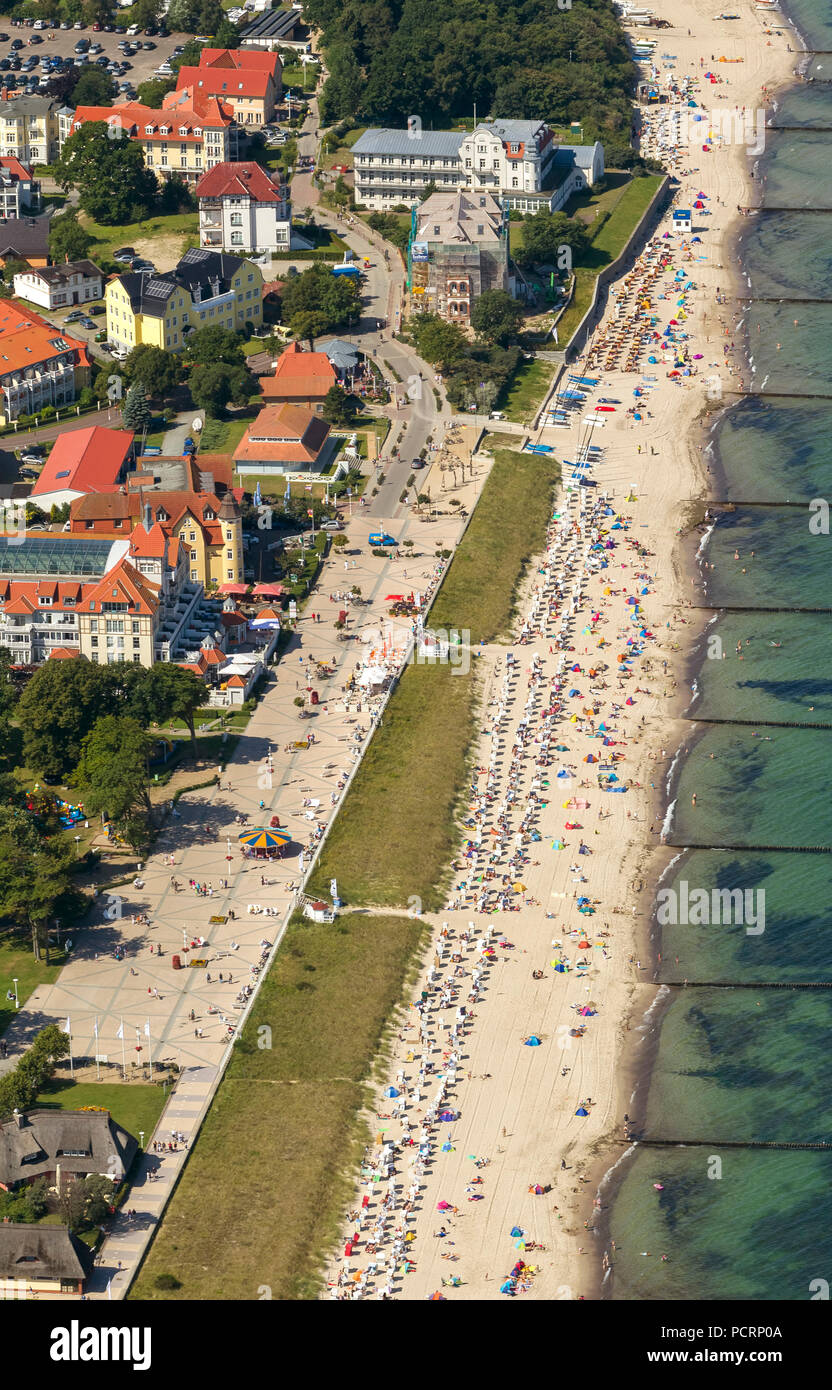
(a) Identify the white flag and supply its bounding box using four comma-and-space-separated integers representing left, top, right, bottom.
64, 1017, 71, 1033
116, 1023, 124, 1041
93, 1019, 98, 1039
144, 1019, 151, 1037
106, 1279, 111, 1300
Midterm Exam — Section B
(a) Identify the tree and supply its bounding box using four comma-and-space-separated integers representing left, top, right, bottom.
75, 715, 155, 851
321, 384, 359, 425
55, 123, 157, 227
71, 66, 117, 107
131, 0, 163, 27
0, 811, 75, 962
182, 325, 245, 368
281, 263, 361, 339
0, 1025, 70, 1120
420, 180, 437, 202
17, 659, 122, 778
125, 344, 181, 398
48, 208, 94, 265
514, 210, 591, 271
471, 289, 524, 346
189, 361, 255, 416
214, 16, 241, 47
83, 1175, 116, 1227
409, 313, 466, 369
136, 77, 176, 107
132, 664, 206, 759
122, 383, 151, 433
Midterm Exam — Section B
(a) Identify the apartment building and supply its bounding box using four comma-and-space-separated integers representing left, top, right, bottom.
0, 300, 91, 425
0, 524, 227, 667
0, 97, 73, 167
352, 121, 604, 213
410, 189, 509, 324
176, 48, 283, 128
195, 160, 290, 252
0, 156, 40, 218
69, 486, 244, 589
70, 93, 234, 184
106, 247, 263, 353
14, 259, 103, 312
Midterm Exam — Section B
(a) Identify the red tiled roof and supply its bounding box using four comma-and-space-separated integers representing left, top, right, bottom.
220, 610, 247, 627
200, 49, 281, 75
233, 403, 330, 465
262, 342, 337, 399
195, 161, 285, 202
0, 156, 34, 181
0, 300, 91, 376
31, 426, 133, 499
72, 97, 231, 140
226, 674, 247, 688
84, 557, 159, 615
129, 522, 168, 559
178, 65, 272, 99
48, 647, 81, 660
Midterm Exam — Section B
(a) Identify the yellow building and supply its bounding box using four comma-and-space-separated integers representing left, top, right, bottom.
69, 95, 234, 183
0, 96, 73, 166
106, 246, 263, 353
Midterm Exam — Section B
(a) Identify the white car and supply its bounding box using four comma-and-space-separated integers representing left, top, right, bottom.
111, 347, 128, 361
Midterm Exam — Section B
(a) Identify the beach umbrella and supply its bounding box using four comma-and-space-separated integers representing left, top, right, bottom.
439, 1109, 457, 1122
437, 1200, 452, 1211
429, 1291, 446, 1300
554, 962, 566, 973
577, 896, 590, 905
693, 352, 704, 359
578, 1005, 595, 1016
441, 1138, 455, 1152
500, 1280, 515, 1295
237, 828, 291, 850
384, 1086, 400, 1098
524, 1035, 542, 1047
575, 1106, 589, 1117
510, 1226, 525, 1238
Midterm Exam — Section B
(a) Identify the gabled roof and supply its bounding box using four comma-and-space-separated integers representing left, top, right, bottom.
0, 156, 35, 182
31, 425, 133, 499
0, 1109, 137, 1188
177, 65, 273, 99
72, 97, 231, 139
0, 1224, 94, 1283
233, 403, 330, 465
19, 259, 103, 288
48, 646, 81, 659
129, 521, 168, 559
0, 214, 50, 259
84, 556, 160, 615
0, 300, 91, 375
270, 340, 341, 391
201, 48, 282, 73
195, 160, 285, 203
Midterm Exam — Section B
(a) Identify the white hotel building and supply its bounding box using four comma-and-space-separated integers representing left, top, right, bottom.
352, 120, 604, 214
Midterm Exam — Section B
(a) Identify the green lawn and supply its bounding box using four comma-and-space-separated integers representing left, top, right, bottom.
430, 447, 560, 642
497, 356, 554, 423
0, 935, 66, 1037
555, 173, 666, 349
78, 212, 199, 271
131, 911, 424, 1300
198, 409, 259, 453
34, 1079, 168, 1145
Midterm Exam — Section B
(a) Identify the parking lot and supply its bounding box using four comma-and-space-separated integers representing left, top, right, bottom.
0, 18, 191, 102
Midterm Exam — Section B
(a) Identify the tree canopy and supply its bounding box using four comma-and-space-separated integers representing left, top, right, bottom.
48, 208, 94, 265
55, 122, 157, 226
514, 210, 591, 270
75, 715, 155, 853
470, 289, 524, 345
125, 344, 182, 398
309, 0, 635, 148
281, 264, 362, 344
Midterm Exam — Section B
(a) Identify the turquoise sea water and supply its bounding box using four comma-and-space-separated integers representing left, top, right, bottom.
610, 1, 832, 1300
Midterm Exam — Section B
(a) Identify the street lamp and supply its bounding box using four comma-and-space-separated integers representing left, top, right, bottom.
74, 834, 81, 857
12, 978, 18, 1010
139, 1130, 145, 1151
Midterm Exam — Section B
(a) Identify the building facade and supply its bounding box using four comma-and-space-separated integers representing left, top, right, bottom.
0, 301, 91, 425
106, 247, 263, 353
0, 97, 73, 166
195, 161, 291, 252
70, 94, 234, 184
13, 259, 103, 312
233, 402, 333, 476
176, 48, 283, 128
411, 189, 509, 323
261, 341, 336, 411
0, 155, 40, 218
352, 121, 604, 213
0, 527, 228, 666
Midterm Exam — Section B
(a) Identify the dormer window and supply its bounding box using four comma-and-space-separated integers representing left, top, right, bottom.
160, 125, 171, 136
194, 127, 202, 136
179, 126, 188, 136
203, 508, 215, 521
38, 595, 52, 606
145, 125, 154, 135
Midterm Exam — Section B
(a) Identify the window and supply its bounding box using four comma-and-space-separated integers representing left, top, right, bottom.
132, 620, 140, 634
133, 637, 141, 649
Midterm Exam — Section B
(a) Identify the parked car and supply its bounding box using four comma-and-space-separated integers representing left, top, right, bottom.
113, 247, 136, 261
142, 40, 156, 49
65, 309, 85, 322
20, 451, 45, 467
89, 304, 105, 315
126, 23, 140, 35
131, 258, 154, 272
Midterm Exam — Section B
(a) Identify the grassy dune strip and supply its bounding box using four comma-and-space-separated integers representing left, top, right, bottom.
309, 661, 478, 911
429, 449, 561, 644
131, 912, 423, 1301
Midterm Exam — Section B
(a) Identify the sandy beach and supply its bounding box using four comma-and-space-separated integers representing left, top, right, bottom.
324, 0, 800, 1302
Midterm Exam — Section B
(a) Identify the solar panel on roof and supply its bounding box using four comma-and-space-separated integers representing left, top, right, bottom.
55, 470, 71, 479
144, 279, 174, 298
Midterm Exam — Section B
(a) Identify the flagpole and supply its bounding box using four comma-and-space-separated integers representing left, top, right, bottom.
146, 1019, 152, 1080
94, 1018, 100, 1081
120, 1019, 126, 1081
66, 1017, 73, 1077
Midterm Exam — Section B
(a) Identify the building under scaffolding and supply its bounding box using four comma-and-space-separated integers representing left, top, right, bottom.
409, 189, 510, 325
